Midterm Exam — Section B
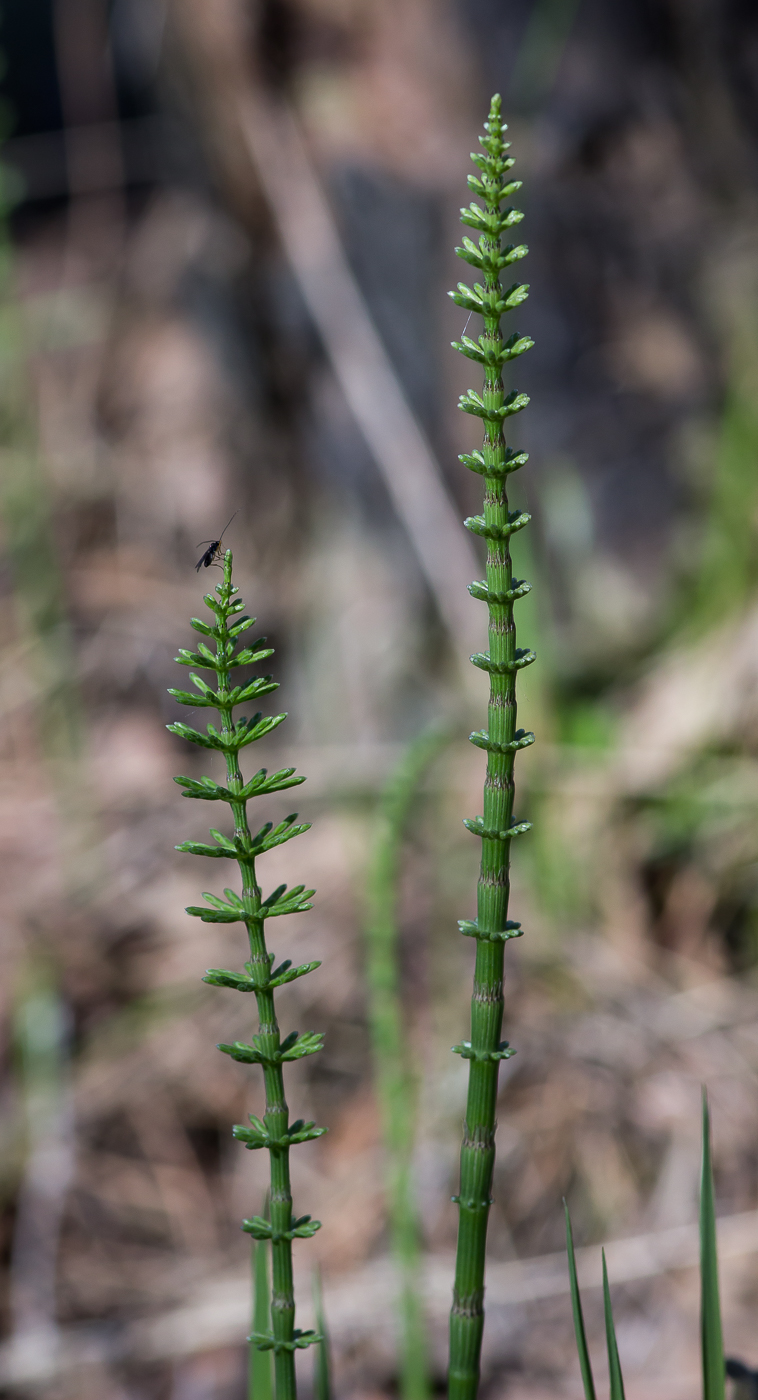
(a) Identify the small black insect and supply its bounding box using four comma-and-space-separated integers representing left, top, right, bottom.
195, 512, 237, 572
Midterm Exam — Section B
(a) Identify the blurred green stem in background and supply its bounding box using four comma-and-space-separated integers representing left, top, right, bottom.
0, 122, 95, 894
0, 150, 77, 759
687, 337, 758, 636
665, 245, 758, 643
250, 1238, 273, 1400
312, 1267, 333, 1400
364, 726, 448, 1400
508, 0, 583, 112
10, 968, 75, 1347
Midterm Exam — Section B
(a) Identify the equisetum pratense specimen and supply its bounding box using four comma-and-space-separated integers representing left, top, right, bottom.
169, 551, 324, 1400
448, 94, 535, 1400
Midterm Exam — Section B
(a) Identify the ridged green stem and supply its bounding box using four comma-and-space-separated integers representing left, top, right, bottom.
447, 95, 535, 1400
170, 552, 325, 1400
218, 640, 297, 1398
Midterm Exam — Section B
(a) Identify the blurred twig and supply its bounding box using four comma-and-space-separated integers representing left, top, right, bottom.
5, 1207, 758, 1386
236, 93, 481, 662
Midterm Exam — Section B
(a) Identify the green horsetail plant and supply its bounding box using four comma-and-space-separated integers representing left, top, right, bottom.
169, 551, 324, 1400
447, 93, 535, 1400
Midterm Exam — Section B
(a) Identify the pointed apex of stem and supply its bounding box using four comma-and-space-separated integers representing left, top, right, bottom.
224, 549, 233, 586
485, 92, 506, 139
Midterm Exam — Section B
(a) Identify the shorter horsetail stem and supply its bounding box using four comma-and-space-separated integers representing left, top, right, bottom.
447, 95, 535, 1400
169, 551, 325, 1400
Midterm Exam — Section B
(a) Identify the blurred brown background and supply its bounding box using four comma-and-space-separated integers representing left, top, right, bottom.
2, 0, 758, 1397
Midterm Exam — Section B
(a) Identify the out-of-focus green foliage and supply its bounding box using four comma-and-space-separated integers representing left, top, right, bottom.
364, 727, 447, 1400
312, 1267, 333, 1400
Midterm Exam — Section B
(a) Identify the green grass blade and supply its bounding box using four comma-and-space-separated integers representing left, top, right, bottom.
249, 1239, 273, 1400
701, 1090, 725, 1400
602, 1250, 626, 1400
312, 1267, 332, 1400
564, 1202, 596, 1400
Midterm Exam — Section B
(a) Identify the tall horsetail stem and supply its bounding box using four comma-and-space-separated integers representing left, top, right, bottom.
447, 95, 535, 1400
169, 551, 325, 1400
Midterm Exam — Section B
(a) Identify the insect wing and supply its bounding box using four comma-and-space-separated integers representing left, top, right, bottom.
193, 512, 235, 571
196, 544, 217, 572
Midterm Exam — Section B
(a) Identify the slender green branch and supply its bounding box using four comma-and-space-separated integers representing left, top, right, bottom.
170, 551, 325, 1400
447, 94, 535, 1400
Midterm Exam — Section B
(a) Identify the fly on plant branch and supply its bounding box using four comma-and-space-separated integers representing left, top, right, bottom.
195, 512, 237, 572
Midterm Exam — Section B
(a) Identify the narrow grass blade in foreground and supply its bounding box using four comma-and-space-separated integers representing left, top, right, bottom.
565, 1206, 626, 1400
365, 728, 447, 1400
701, 1091, 725, 1400
564, 1203, 597, 1400
447, 92, 535, 1400
602, 1251, 626, 1400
